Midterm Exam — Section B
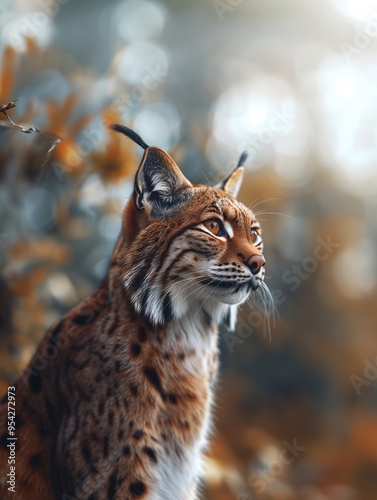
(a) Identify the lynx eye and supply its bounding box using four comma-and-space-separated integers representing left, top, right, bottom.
251, 229, 260, 244
204, 219, 223, 236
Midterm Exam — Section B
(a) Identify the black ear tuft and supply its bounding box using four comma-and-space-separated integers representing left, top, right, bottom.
110, 124, 149, 150
237, 151, 248, 168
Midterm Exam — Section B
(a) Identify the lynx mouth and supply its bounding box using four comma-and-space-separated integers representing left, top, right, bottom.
203, 276, 262, 294
248, 276, 262, 292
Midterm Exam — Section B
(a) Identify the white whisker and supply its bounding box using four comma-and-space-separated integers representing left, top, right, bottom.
253, 210, 294, 220
247, 280, 279, 344
248, 197, 285, 212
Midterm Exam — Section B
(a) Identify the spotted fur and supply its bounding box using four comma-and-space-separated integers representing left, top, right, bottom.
0, 126, 266, 499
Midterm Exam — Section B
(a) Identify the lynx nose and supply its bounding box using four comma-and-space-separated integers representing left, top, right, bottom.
247, 254, 266, 275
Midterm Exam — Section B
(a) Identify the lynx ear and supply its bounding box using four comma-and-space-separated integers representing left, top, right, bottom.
135, 147, 192, 216
216, 151, 247, 198
111, 124, 192, 217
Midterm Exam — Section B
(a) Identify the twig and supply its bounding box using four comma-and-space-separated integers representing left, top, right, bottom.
0, 98, 62, 167
1, 98, 42, 134
0, 99, 18, 113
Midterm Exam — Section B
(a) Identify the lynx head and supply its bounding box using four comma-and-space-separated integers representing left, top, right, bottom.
111, 124, 268, 329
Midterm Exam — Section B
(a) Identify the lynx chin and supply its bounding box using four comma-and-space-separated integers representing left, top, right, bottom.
0, 125, 271, 500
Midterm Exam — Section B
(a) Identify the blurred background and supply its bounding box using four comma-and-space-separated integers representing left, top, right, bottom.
1, 0, 377, 498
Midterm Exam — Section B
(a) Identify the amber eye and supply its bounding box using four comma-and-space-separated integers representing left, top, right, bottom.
204, 219, 223, 236
251, 229, 259, 243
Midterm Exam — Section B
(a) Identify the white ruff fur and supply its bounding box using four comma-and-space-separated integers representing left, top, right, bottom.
149, 304, 223, 500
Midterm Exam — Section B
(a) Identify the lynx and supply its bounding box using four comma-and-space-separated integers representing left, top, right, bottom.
0, 125, 267, 499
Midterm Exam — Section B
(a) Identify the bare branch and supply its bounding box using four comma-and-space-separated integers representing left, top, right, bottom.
0, 98, 63, 167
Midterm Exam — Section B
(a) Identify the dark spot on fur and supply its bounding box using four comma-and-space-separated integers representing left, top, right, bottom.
143, 446, 157, 463
115, 360, 121, 371
46, 345, 56, 357
144, 367, 163, 394
29, 372, 42, 393
129, 481, 146, 497
131, 343, 141, 357
129, 420, 134, 429
123, 445, 131, 455
29, 453, 42, 468
133, 429, 144, 440
131, 273, 144, 291
82, 442, 91, 462
162, 293, 173, 323
98, 401, 105, 415
166, 393, 177, 404
118, 430, 124, 439
108, 472, 117, 500
107, 387, 113, 398
130, 384, 138, 396
138, 327, 147, 342
72, 308, 101, 326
